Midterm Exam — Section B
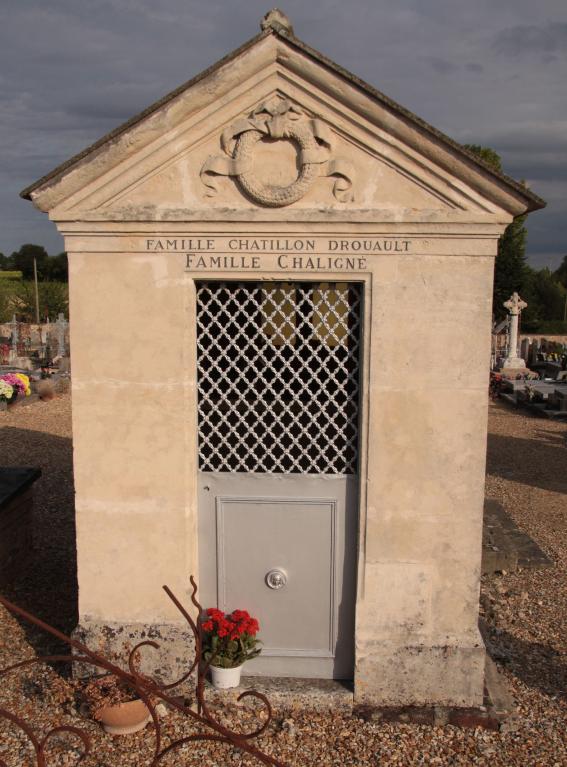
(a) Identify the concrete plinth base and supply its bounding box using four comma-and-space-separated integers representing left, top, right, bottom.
498, 366, 537, 380
72, 620, 194, 684
202, 657, 511, 731
355, 656, 513, 731
208, 676, 354, 713
354, 635, 485, 708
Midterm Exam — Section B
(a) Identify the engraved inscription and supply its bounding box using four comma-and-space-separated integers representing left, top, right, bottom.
186, 253, 367, 270
144, 236, 412, 271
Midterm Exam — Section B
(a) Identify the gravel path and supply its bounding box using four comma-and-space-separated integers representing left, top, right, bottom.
1, 396, 566, 766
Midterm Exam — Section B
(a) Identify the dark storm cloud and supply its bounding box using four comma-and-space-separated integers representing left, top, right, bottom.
465, 63, 484, 74
1, 0, 566, 268
471, 126, 567, 182
424, 57, 459, 75
494, 22, 567, 58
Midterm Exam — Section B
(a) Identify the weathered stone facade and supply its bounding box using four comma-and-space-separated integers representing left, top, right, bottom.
22, 12, 543, 706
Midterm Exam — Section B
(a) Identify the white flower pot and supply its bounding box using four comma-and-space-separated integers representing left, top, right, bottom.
210, 664, 243, 689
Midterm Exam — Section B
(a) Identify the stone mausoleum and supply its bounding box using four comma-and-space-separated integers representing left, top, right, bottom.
22, 11, 543, 707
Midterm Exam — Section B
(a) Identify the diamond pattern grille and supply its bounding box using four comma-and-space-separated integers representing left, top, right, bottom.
196, 281, 361, 474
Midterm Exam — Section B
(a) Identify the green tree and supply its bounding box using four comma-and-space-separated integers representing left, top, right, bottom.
464, 144, 503, 173
464, 144, 529, 319
44, 252, 68, 282
10, 244, 49, 280
522, 268, 565, 326
10, 281, 68, 322
553, 255, 567, 290
0, 284, 11, 322
0, 252, 15, 271
493, 213, 528, 317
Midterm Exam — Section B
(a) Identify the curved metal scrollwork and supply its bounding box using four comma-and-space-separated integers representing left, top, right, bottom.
0, 576, 288, 767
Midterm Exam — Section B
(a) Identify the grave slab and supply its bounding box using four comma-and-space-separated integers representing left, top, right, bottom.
0, 467, 41, 582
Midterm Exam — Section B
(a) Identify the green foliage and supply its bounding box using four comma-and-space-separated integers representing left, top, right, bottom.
553, 255, 567, 290
493, 214, 529, 319
526, 320, 567, 334
10, 244, 49, 280
464, 144, 503, 173
202, 633, 262, 669
522, 268, 567, 330
201, 609, 262, 669
0, 253, 15, 271
0, 245, 70, 321
464, 144, 530, 320
1, 246, 68, 282
464, 144, 538, 322
0, 284, 12, 323
2, 281, 69, 322
44, 252, 68, 282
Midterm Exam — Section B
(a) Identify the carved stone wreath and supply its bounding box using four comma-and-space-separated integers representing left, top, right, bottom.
201, 98, 354, 207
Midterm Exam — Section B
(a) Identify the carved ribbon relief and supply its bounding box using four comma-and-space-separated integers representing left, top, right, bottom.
200, 98, 355, 206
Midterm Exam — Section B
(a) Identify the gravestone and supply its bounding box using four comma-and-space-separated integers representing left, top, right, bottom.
55, 313, 69, 358
499, 293, 536, 379
8, 316, 18, 363
520, 338, 530, 363
501, 293, 528, 367
21, 11, 544, 707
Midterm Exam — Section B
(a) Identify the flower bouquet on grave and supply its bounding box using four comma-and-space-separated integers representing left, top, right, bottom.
0, 379, 14, 409
201, 608, 262, 689
0, 373, 31, 404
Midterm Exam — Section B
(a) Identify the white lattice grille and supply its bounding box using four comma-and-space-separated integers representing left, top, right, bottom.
196, 281, 361, 474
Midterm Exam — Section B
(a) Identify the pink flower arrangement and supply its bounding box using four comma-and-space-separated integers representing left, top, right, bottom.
0, 373, 31, 397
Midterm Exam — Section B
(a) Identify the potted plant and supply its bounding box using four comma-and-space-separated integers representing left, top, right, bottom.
201, 608, 261, 689
81, 674, 152, 735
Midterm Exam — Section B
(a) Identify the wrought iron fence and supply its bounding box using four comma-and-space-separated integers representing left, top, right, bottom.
0, 576, 288, 767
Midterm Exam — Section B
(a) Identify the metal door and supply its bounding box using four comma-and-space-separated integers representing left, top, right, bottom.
197, 281, 361, 678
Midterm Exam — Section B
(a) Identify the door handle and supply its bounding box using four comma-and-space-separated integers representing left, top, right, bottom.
265, 569, 288, 590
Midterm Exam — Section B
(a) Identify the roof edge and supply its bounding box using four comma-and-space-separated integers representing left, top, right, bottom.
20, 29, 271, 200
21, 21, 545, 214
273, 28, 545, 213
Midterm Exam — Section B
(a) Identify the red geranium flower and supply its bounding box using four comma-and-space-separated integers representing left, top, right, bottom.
244, 618, 259, 636
201, 607, 261, 668
231, 609, 250, 622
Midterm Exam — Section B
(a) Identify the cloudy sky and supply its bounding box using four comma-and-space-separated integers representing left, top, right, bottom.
1, 0, 566, 269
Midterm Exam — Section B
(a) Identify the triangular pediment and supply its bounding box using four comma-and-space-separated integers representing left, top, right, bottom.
53, 86, 497, 221
24, 25, 543, 224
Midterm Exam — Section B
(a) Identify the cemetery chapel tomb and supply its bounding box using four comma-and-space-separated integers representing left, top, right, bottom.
22, 12, 544, 707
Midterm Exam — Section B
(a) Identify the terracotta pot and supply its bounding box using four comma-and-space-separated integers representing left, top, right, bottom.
210, 664, 243, 689
98, 698, 151, 735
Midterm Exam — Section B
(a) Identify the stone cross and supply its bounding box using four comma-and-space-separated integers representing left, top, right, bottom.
56, 313, 68, 358
503, 292, 527, 317
10, 314, 18, 352
502, 292, 527, 369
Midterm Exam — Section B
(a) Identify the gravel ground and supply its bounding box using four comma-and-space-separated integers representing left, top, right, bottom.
1, 395, 566, 766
